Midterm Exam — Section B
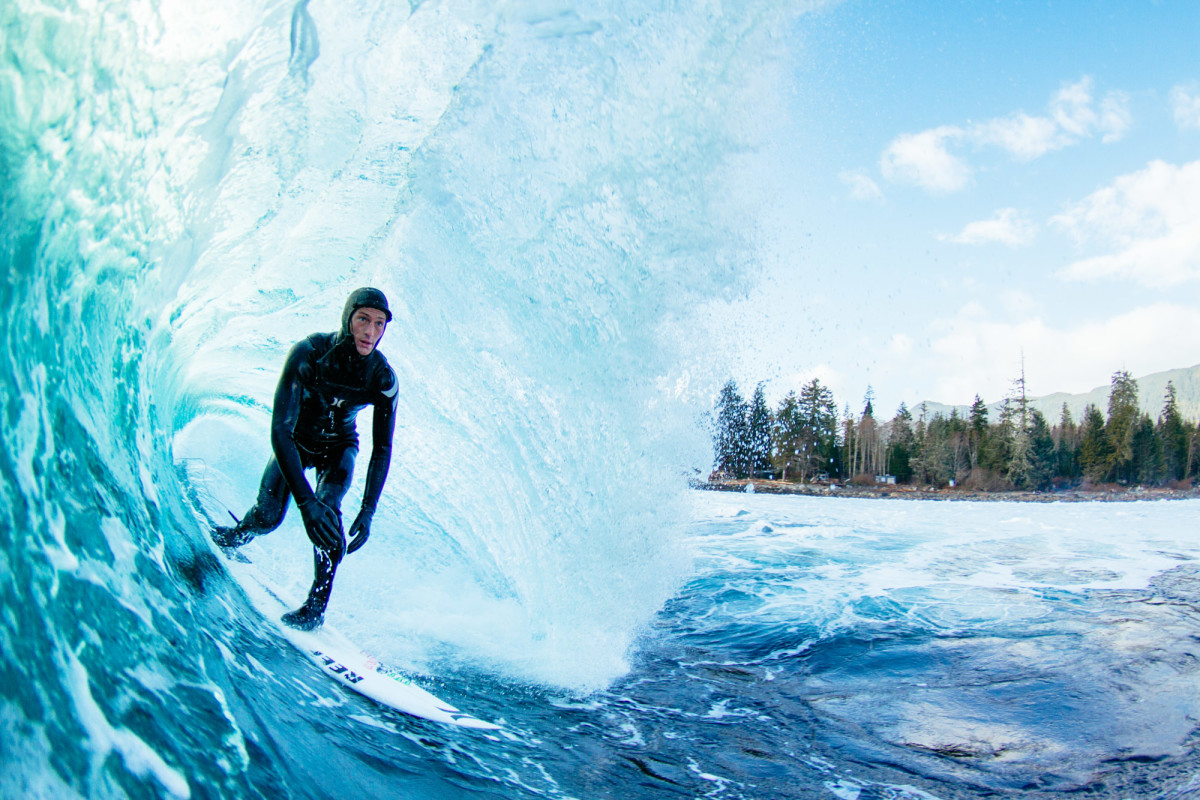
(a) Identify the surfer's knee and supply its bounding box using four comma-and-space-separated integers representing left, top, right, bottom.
240, 498, 287, 534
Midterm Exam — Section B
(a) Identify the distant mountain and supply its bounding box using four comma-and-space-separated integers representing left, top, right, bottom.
918, 363, 1200, 424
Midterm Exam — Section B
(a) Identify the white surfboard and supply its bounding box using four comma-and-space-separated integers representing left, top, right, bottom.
241, 571, 500, 731
181, 470, 498, 730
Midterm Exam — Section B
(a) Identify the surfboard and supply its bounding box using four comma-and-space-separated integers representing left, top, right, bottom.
238, 568, 501, 731
179, 468, 499, 731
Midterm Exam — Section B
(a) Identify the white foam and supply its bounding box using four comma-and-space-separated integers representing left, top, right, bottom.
65, 651, 190, 798
688, 491, 1200, 638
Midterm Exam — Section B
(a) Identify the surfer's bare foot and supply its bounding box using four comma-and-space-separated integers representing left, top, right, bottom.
282, 607, 324, 631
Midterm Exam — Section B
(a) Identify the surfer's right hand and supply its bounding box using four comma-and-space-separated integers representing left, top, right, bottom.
298, 497, 342, 549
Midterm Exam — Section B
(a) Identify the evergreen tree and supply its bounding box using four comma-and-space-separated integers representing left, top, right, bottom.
799, 379, 840, 480
916, 413, 968, 487
985, 398, 1016, 479
910, 404, 929, 483
1131, 413, 1163, 486
772, 391, 802, 481
771, 380, 839, 482
1078, 404, 1112, 484
1006, 418, 1033, 489
747, 383, 774, 478
1053, 403, 1080, 481
708, 369, 1198, 492
1027, 409, 1056, 490
888, 403, 915, 483
1105, 370, 1140, 483
1158, 381, 1189, 482
968, 395, 989, 468
946, 410, 971, 485
910, 414, 942, 485
713, 380, 750, 478
1006, 364, 1034, 489
1189, 428, 1200, 482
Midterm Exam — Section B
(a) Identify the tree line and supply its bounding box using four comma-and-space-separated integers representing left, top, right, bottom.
711, 370, 1200, 491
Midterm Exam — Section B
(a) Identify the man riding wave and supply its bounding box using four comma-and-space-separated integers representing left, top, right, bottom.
213, 287, 398, 631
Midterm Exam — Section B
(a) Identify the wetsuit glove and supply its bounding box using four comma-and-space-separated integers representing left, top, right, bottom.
347, 507, 373, 554
297, 496, 342, 550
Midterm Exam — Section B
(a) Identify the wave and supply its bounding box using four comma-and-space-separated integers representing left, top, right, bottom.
2, 1, 808, 795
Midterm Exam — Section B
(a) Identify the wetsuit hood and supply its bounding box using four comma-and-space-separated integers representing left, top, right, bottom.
340, 287, 392, 338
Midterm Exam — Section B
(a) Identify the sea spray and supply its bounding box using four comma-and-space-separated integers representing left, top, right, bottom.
168, 1, 807, 690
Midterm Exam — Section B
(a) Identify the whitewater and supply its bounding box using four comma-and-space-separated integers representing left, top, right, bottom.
3, 0, 1200, 798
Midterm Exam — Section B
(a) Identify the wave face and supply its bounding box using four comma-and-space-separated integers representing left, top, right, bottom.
1, 1, 804, 796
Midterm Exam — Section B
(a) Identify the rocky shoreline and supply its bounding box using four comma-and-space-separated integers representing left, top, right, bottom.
701, 478, 1200, 503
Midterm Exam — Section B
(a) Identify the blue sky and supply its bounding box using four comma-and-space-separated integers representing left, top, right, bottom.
724, 0, 1200, 418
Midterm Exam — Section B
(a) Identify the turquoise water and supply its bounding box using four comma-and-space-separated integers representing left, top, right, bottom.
5, 2, 1200, 798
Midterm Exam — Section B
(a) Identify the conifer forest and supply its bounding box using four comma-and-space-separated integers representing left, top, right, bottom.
710, 371, 1200, 491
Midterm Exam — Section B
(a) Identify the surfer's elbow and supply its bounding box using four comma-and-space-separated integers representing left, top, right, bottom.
270, 424, 296, 456
371, 443, 392, 465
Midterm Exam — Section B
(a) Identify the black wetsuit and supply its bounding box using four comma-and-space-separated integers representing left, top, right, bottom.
215, 329, 397, 628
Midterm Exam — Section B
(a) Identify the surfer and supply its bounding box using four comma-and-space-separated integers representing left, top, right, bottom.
212, 287, 398, 631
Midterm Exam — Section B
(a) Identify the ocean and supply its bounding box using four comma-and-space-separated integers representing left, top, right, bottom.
3, 1, 1200, 797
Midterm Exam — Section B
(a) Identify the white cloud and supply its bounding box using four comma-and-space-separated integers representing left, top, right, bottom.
940, 208, 1037, 246
1098, 90, 1132, 143
1171, 84, 1200, 131
879, 126, 970, 194
1054, 159, 1200, 287
1044, 77, 1129, 144
922, 302, 1200, 405
1050, 77, 1098, 137
840, 169, 884, 201
971, 113, 1062, 161
881, 77, 1131, 193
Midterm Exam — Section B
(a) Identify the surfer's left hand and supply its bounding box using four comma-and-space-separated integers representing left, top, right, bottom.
347, 507, 373, 554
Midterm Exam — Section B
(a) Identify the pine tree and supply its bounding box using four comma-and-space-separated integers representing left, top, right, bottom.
1078, 404, 1112, 484
987, 398, 1016, 481
1053, 403, 1080, 481
946, 410, 970, 486
771, 381, 839, 482
1158, 381, 1189, 482
1005, 362, 1034, 489
1105, 370, 1140, 483
1131, 413, 1163, 486
747, 384, 774, 478
713, 380, 750, 478
1189, 428, 1200, 481
772, 391, 802, 481
1027, 409, 1056, 490
1006, 417, 1033, 488
888, 403, 915, 483
799, 379, 839, 481
968, 395, 989, 468
917, 413, 967, 487
911, 404, 929, 484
